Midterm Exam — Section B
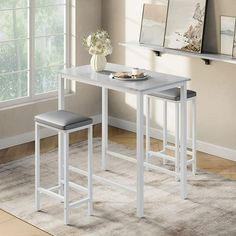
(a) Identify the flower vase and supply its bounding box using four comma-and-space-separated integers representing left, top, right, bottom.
90, 54, 107, 72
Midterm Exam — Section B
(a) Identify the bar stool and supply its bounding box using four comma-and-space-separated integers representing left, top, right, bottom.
35, 110, 93, 225
145, 88, 197, 179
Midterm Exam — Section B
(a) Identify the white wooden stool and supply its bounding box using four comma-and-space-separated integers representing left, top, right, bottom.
35, 110, 93, 225
145, 88, 197, 179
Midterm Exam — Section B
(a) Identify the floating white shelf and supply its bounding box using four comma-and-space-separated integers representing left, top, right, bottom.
120, 41, 236, 65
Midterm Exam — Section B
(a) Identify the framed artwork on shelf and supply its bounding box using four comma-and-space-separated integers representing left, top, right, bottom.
233, 24, 236, 57
139, 1, 169, 47
220, 16, 236, 56
164, 0, 208, 53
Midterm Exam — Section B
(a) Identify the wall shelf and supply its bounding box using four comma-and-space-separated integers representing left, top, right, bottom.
120, 42, 236, 65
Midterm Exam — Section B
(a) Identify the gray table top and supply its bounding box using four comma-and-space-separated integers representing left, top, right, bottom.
59, 63, 190, 93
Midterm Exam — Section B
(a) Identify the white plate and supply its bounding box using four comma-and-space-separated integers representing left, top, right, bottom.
111, 74, 149, 81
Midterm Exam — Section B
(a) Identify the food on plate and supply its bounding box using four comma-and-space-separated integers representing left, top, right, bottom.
113, 71, 145, 79
134, 72, 145, 78
113, 72, 131, 78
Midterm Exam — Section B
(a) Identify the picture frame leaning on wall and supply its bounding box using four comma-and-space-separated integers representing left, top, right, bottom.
220, 15, 236, 56
230, 18, 236, 57
164, 0, 208, 53
139, 0, 169, 47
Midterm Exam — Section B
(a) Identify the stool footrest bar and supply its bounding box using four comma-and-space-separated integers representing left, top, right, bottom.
38, 187, 64, 201
69, 198, 89, 208
69, 166, 87, 176
47, 185, 61, 192
187, 151, 193, 156
144, 162, 177, 177
166, 145, 193, 157
187, 159, 193, 165
61, 180, 88, 193
148, 151, 176, 163
165, 145, 176, 151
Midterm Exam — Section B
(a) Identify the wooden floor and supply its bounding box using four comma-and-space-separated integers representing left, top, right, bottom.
0, 210, 51, 236
0, 125, 236, 235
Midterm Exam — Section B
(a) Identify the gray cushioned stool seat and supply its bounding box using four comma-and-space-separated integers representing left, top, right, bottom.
35, 110, 93, 130
149, 88, 196, 101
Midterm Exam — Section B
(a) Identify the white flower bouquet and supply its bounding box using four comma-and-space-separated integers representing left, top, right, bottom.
83, 29, 112, 56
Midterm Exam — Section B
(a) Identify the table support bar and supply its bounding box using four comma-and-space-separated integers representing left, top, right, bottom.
69, 166, 136, 193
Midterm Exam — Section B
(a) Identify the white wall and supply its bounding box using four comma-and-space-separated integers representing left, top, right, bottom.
102, 0, 236, 157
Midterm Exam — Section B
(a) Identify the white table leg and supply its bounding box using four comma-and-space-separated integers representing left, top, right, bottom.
192, 98, 197, 175
180, 83, 187, 199
163, 101, 168, 165
136, 93, 144, 218
102, 87, 108, 170
145, 95, 150, 171
88, 126, 93, 215
58, 75, 65, 195
175, 103, 180, 181
35, 123, 40, 211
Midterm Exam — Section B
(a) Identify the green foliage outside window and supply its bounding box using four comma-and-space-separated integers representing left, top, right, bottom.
0, 0, 65, 102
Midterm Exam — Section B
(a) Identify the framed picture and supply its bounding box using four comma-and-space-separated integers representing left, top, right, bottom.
220, 16, 236, 56
233, 24, 236, 57
139, 1, 169, 47
164, 0, 208, 53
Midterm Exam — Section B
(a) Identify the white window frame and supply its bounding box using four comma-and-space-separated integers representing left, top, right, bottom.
0, 0, 72, 109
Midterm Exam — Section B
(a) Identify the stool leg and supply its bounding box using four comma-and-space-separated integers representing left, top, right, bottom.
88, 126, 93, 215
145, 96, 150, 171
35, 123, 40, 211
63, 132, 69, 225
192, 98, 197, 175
163, 101, 168, 165
175, 103, 180, 181
58, 133, 64, 196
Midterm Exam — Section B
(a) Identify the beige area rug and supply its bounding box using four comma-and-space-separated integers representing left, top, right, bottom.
0, 138, 236, 236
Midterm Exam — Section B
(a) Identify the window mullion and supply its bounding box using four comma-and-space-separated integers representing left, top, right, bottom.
65, 0, 71, 69
64, 0, 71, 92
28, 0, 35, 98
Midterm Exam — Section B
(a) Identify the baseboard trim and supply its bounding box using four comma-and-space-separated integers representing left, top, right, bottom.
108, 116, 236, 162
1, 114, 236, 162
0, 114, 102, 150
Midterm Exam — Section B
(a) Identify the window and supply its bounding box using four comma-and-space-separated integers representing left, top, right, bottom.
0, 0, 69, 107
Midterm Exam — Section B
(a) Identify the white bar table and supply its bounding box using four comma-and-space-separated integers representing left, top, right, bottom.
58, 63, 189, 218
